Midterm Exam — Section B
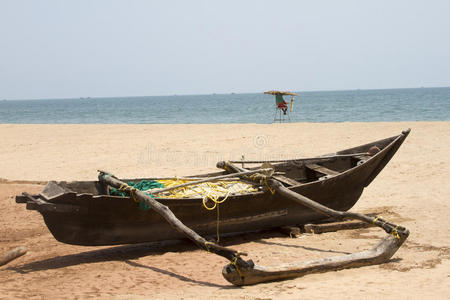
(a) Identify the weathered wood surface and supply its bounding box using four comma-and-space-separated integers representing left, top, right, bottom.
304, 220, 375, 234
222, 234, 407, 285
272, 175, 301, 186
221, 180, 409, 285
98, 171, 251, 269
228, 152, 370, 164
217, 161, 409, 286
268, 179, 407, 235
196, 210, 288, 229
100, 161, 409, 286
17, 130, 411, 247
305, 163, 340, 176
0, 247, 27, 267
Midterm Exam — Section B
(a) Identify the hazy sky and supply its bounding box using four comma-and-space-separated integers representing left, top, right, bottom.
1, 0, 449, 100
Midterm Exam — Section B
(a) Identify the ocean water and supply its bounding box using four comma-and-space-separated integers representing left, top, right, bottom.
0, 87, 449, 124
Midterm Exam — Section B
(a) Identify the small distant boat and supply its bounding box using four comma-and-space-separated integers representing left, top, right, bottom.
16, 129, 410, 246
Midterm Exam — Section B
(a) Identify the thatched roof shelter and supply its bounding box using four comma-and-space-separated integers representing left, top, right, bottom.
264, 90, 298, 96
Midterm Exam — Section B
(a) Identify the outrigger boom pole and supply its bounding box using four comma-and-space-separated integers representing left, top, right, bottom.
218, 161, 409, 285
98, 164, 409, 286
98, 171, 253, 271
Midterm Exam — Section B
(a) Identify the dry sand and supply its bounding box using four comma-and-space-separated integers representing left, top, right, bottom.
0, 122, 449, 299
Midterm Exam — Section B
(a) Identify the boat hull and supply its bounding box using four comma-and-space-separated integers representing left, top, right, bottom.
17, 130, 410, 246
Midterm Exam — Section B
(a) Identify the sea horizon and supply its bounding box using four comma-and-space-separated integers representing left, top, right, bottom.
2, 85, 450, 102
1, 87, 449, 124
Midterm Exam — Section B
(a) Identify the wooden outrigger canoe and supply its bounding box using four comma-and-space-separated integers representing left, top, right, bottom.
16, 129, 411, 285
17, 129, 409, 246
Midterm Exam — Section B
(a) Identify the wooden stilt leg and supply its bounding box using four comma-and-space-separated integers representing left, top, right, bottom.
216, 162, 409, 286
98, 171, 252, 271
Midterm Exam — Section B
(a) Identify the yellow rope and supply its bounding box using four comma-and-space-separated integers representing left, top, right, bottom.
372, 216, 380, 224
391, 226, 401, 240
118, 183, 138, 203
204, 242, 244, 279
373, 216, 401, 239
263, 176, 276, 195
150, 179, 256, 243
249, 173, 275, 195
202, 190, 230, 210
204, 241, 214, 253
216, 203, 220, 243
230, 257, 244, 279
201, 190, 230, 242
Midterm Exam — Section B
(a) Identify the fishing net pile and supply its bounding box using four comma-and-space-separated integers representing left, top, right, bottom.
155, 179, 257, 204
110, 179, 258, 209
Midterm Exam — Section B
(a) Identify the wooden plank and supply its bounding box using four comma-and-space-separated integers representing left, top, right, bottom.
305, 163, 340, 176
23, 192, 48, 205
39, 181, 69, 200
304, 220, 375, 234
272, 175, 301, 186
228, 152, 369, 164
15, 195, 32, 203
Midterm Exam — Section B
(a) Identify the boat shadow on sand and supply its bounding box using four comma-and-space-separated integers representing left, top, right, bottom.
7, 229, 358, 286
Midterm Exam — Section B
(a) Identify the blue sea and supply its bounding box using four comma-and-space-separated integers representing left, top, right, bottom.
0, 87, 449, 123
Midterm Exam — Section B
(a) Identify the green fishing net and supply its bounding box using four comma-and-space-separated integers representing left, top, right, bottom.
110, 180, 164, 210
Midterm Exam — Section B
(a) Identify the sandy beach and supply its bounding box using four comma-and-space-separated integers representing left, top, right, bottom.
0, 122, 449, 299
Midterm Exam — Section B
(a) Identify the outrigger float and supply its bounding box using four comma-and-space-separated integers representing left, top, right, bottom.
16, 129, 411, 285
